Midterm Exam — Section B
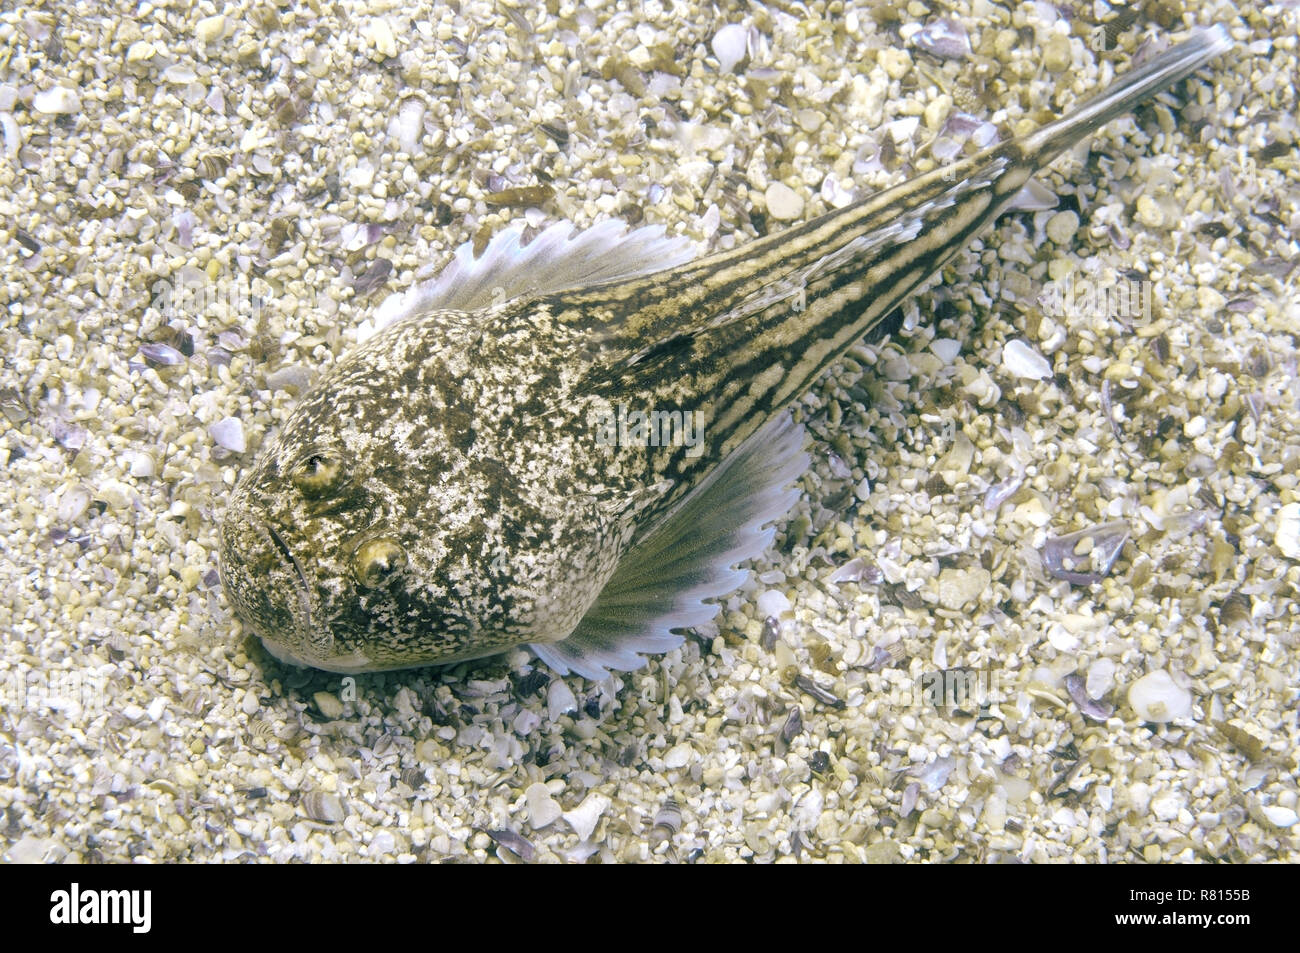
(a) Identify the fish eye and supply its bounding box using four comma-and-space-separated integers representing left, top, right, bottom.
291, 451, 345, 499
352, 537, 407, 588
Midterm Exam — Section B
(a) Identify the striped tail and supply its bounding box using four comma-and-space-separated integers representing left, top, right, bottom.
563, 26, 1235, 469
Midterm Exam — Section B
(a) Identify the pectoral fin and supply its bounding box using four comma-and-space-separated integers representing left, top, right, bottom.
531, 411, 808, 680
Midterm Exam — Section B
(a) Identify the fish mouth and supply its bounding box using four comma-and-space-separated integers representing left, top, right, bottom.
220, 508, 348, 669
264, 523, 317, 647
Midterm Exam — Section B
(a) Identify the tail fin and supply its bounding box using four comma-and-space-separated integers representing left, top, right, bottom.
1020, 24, 1233, 162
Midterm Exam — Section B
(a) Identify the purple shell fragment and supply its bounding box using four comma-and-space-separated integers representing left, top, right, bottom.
486, 828, 535, 861
1064, 674, 1114, 721
913, 18, 972, 59
1041, 520, 1130, 585
352, 258, 393, 294
984, 474, 1023, 512
139, 342, 186, 366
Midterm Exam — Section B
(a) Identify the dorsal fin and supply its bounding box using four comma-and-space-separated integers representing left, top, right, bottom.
360, 220, 698, 341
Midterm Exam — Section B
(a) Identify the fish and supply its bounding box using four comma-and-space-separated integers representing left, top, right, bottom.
219, 26, 1233, 680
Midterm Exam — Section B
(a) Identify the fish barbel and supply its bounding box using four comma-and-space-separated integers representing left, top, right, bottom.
219, 26, 1233, 678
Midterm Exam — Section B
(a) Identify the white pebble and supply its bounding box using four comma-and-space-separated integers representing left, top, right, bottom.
33, 86, 80, 114
547, 678, 577, 720
195, 13, 226, 44
125, 450, 155, 478
1275, 503, 1300, 560
1045, 210, 1079, 245
562, 793, 610, 840
765, 182, 804, 221
711, 23, 748, 73
525, 782, 562, 828
1086, 658, 1115, 698
1262, 805, 1299, 828
1002, 339, 1053, 380
512, 708, 540, 735
147, 697, 166, 721
888, 116, 920, 143
365, 18, 398, 59
929, 338, 961, 363
1127, 670, 1193, 723
756, 589, 790, 618
56, 484, 92, 524
396, 97, 425, 155
1151, 794, 1182, 821
209, 417, 245, 452
664, 742, 693, 768
1046, 623, 1079, 653
313, 691, 344, 719
121, 704, 146, 722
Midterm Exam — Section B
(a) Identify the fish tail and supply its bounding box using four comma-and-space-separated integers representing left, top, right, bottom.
1018, 25, 1233, 164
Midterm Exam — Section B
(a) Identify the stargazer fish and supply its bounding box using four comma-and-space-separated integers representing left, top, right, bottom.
219, 27, 1233, 679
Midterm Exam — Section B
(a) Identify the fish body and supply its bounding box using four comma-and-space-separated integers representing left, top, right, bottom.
219, 27, 1232, 678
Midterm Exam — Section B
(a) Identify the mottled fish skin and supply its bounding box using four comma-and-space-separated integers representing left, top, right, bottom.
220, 27, 1232, 675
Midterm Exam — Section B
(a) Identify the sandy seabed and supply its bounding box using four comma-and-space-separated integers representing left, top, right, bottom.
1, 0, 1297, 862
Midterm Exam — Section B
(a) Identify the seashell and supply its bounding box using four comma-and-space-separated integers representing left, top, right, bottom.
984, 474, 1023, 511
900, 781, 920, 817
780, 705, 802, 744
56, 483, 92, 524
302, 790, 346, 823
794, 673, 843, 709
195, 153, 229, 180
760, 615, 780, 651
539, 120, 569, 146
352, 258, 393, 294
1127, 669, 1193, 723
1064, 673, 1113, 721
546, 678, 577, 720
1262, 805, 1299, 829
829, 556, 867, 584
912, 18, 971, 60
208, 417, 246, 453
396, 97, 425, 155
561, 793, 609, 841
139, 341, 185, 367
248, 718, 279, 740
1218, 590, 1252, 628
711, 23, 748, 73
1214, 718, 1269, 761
400, 767, 426, 790
485, 828, 534, 860
649, 797, 682, 846
1040, 520, 1129, 585
1001, 339, 1053, 380
911, 755, 955, 792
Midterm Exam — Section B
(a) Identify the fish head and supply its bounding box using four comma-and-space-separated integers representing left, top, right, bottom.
218, 326, 609, 673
